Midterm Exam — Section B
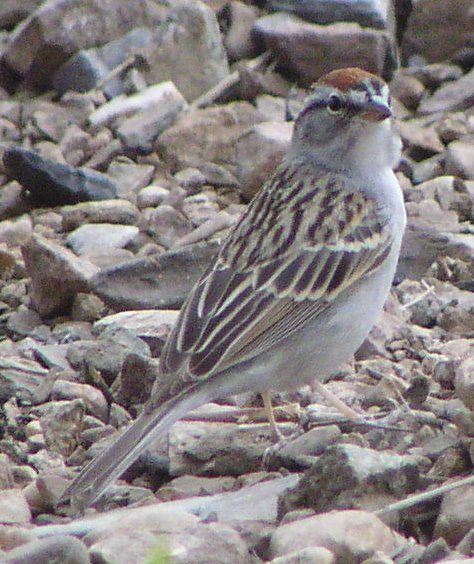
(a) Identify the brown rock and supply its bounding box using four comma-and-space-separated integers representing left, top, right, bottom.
21, 234, 99, 317
253, 13, 394, 86
434, 484, 474, 546
402, 0, 474, 64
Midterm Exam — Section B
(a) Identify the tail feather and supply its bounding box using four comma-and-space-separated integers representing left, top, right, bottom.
60, 386, 207, 511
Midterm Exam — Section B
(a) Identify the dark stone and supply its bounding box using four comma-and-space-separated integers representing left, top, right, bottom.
3, 145, 117, 206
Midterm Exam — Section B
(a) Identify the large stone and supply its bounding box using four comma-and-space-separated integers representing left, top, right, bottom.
1, 536, 89, 564
156, 101, 264, 175
253, 13, 395, 86
418, 67, 474, 115
1, 0, 165, 89
143, 0, 229, 102
90, 241, 219, 310
21, 234, 99, 316
402, 0, 474, 63
270, 510, 401, 562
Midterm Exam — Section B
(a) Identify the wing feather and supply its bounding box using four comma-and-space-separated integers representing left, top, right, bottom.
160, 160, 394, 384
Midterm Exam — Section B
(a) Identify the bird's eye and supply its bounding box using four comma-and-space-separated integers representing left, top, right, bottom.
327, 94, 343, 114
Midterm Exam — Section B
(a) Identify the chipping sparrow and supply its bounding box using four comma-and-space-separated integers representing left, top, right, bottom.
61, 67, 406, 510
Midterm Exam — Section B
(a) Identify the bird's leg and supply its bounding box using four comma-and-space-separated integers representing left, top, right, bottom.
261, 390, 284, 442
312, 381, 363, 422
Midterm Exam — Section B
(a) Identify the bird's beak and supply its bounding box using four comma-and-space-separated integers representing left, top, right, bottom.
360, 99, 392, 122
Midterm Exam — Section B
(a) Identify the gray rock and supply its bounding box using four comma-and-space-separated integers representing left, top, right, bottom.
278, 444, 421, 516
22, 234, 99, 317
39, 399, 85, 456
434, 483, 474, 546
51, 379, 108, 421
60, 200, 140, 231
144, 0, 229, 102
0, 0, 42, 29
53, 27, 155, 97
95, 309, 178, 357
269, 546, 334, 564
0, 357, 48, 404
418, 66, 474, 115
66, 223, 139, 256
3, 146, 117, 206
266, 0, 394, 29
1, 535, 89, 564
0, 489, 31, 524
0, 215, 33, 247
1, 0, 165, 89
137, 185, 170, 209
146, 204, 194, 248
220, 1, 259, 63
253, 13, 395, 86
90, 241, 219, 310
270, 510, 402, 562
106, 160, 154, 201
0, 454, 14, 489
445, 140, 474, 180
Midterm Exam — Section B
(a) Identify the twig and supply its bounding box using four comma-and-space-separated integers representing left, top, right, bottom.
376, 474, 474, 515
401, 279, 434, 310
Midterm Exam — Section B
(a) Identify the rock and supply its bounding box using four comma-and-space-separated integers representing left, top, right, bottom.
143, 0, 229, 102
220, 1, 259, 63
236, 121, 293, 200
0, 489, 31, 524
137, 185, 170, 209
270, 510, 401, 562
266, 0, 395, 29
89, 81, 186, 127
3, 146, 117, 206
398, 119, 445, 160
71, 292, 106, 322
90, 241, 219, 310
53, 27, 155, 97
38, 399, 85, 456
0, 454, 14, 490
278, 444, 421, 516
66, 223, 139, 256
0, 1, 42, 29
402, 0, 474, 64
0, 215, 33, 247
0, 357, 48, 404
454, 346, 474, 411
445, 140, 474, 179
168, 420, 278, 477
156, 101, 264, 175
146, 205, 194, 248
1, 0, 165, 89
1, 535, 89, 564
22, 234, 99, 317
67, 330, 150, 385
269, 546, 334, 564
60, 200, 140, 231
106, 160, 154, 201
51, 379, 108, 421
253, 13, 395, 87
182, 193, 220, 227
434, 484, 474, 546
87, 508, 248, 564
269, 426, 342, 470
95, 309, 179, 357
389, 72, 426, 111
404, 63, 463, 90
118, 353, 161, 407
23, 473, 70, 512
418, 66, 474, 115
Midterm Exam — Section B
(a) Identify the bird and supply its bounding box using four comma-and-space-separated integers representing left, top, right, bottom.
60, 67, 407, 511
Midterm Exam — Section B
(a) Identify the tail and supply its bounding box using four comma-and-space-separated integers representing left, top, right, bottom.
59, 385, 207, 512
